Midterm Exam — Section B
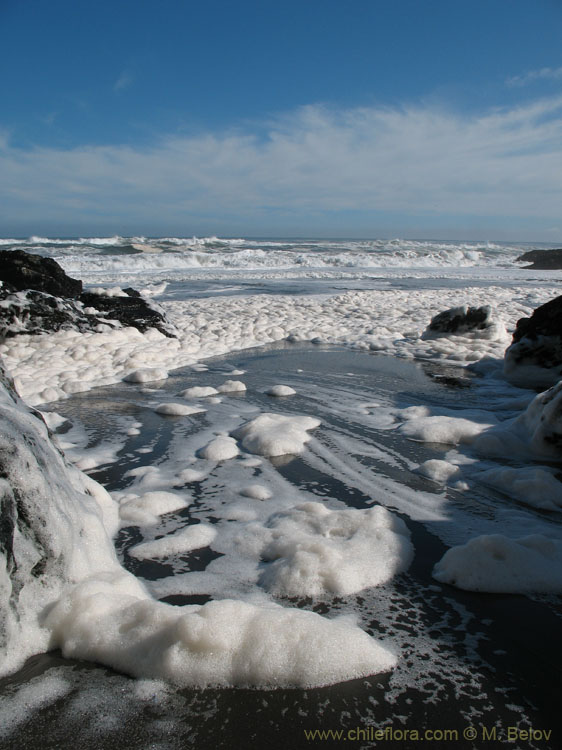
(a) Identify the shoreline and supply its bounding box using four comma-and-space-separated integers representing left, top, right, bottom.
2, 343, 561, 747
2, 283, 560, 407
1, 242, 562, 747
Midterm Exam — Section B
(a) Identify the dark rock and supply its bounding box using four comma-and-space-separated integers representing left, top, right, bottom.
516, 249, 562, 270
0, 357, 114, 672
423, 305, 493, 337
0, 251, 176, 340
430, 374, 472, 389
79, 291, 175, 337
511, 296, 562, 343
0, 287, 97, 339
504, 295, 562, 387
0, 249, 82, 298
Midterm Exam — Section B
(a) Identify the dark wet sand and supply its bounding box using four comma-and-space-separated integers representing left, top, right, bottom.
2, 344, 561, 750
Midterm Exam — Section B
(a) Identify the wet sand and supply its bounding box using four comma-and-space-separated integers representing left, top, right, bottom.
1, 344, 561, 749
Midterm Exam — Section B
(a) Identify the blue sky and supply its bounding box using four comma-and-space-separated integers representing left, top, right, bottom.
1, 0, 562, 239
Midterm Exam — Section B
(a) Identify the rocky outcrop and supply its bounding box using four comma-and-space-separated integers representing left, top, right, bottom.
504, 295, 562, 387
0, 287, 96, 337
79, 291, 174, 335
516, 248, 562, 270
0, 249, 83, 297
0, 250, 175, 339
0, 359, 120, 675
423, 305, 493, 337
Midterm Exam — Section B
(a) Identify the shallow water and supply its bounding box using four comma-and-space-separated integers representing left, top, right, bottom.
2, 344, 562, 749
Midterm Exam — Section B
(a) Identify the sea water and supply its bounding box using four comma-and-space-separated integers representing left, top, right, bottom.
1, 237, 562, 748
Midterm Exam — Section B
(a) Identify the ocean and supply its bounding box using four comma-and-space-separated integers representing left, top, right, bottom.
1, 236, 561, 749
0, 235, 558, 289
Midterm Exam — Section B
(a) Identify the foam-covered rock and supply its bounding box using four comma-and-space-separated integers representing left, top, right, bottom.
423, 305, 500, 338
0, 361, 124, 675
471, 381, 562, 460
0, 250, 175, 340
512, 380, 562, 456
79, 290, 176, 338
504, 295, 562, 387
0, 287, 106, 339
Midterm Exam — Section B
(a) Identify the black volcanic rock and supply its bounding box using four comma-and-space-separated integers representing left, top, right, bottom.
511, 296, 562, 343
79, 290, 175, 336
504, 295, 562, 387
516, 249, 562, 270
0, 250, 176, 340
423, 305, 493, 337
0, 287, 97, 338
0, 249, 83, 297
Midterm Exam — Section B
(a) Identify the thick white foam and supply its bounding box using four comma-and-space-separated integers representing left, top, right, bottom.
88, 286, 128, 297
240, 484, 272, 500
235, 413, 320, 456
266, 384, 297, 396
217, 380, 246, 393
2, 285, 560, 406
155, 402, 205, 416
0, 373, 399, 688
45, 586, 397, 687
129, 524, 217, 559
124, 367, 169, 384
471, 380, 562, 460
199, 435, 240, 461
433, 534, 562, 592
180, 385, 219, 398
257, 503, 413, 597
119, 491, 190, 526
399, 413, 495, 445
476, 467, 562, 510
415, 459, 461, 483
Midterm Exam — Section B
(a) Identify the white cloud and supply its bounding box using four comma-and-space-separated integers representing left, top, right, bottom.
507, 67, 562, 87
114, 70, 133, 92
1, 96, 562, 234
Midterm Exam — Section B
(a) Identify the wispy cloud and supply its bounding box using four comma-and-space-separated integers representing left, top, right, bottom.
1, 96, 562, 234
507, 66, 562, 87
40, 112, 57, 126
114, 70, 133, 92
